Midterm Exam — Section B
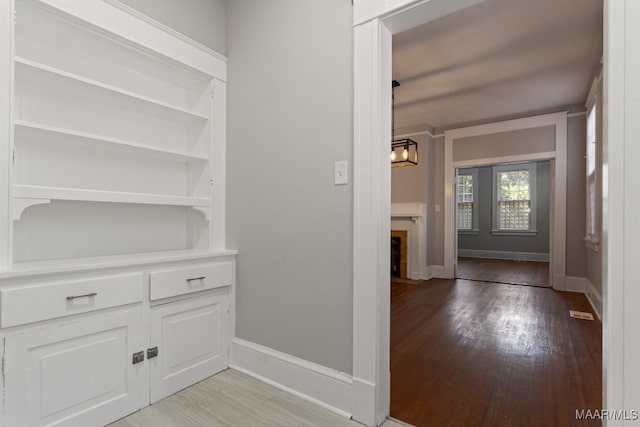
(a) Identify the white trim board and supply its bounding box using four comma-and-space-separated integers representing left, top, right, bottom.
452, 151, 556, 168
231, 338, 353, 418
563, 276, 586, 293
585, 279, 602, 321
425, 265, 446, 279
457, 250, 549, 262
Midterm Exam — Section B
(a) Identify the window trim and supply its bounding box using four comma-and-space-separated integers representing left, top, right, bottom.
456, 168, 479, 233
584, 72, 601, 252
491, 162, 537, 235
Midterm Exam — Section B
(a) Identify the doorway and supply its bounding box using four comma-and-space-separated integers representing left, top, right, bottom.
454, 161, 551, 288
352, 1, 610, 425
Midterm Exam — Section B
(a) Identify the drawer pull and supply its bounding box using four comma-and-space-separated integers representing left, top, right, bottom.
66, 292, 97, 300
186, 276, 206, 282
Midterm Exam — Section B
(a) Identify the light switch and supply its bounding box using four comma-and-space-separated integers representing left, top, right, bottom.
435, 204, 441, 212
334, 161, 348, 185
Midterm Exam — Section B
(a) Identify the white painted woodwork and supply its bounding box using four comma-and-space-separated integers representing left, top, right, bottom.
4, 308, 145, 427
149, 292, 229, 403
14, 185, 210, 208
352, 18, 392, 427
0, 272, 143, 328
149, 261, 233, 301
0, 256, 235, 426
231, 338, 354, 418
2, 249, 236, 280
5, 0, 228, 264
0, 1, 235, 426
14, 121, 209, 162
0, 0, 14, 269
603, 0, 640, 420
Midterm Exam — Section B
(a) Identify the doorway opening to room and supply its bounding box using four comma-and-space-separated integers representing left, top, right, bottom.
454, 160, 551, 287
384, 1, 603, 426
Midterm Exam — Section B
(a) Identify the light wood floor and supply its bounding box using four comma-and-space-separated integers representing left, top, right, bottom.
390, 278, 601, 427
456, 257, 550, 287
109, 369, 363, 427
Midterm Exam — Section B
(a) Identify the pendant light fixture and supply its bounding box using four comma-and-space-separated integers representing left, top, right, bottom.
391, 80, 418, 167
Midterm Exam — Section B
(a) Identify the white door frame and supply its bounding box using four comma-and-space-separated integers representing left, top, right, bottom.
443, 112, 566, 289
352, 0, 633, 425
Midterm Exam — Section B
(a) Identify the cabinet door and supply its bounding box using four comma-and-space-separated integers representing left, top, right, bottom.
149, 292, 229, 403
4, 308, 144, 427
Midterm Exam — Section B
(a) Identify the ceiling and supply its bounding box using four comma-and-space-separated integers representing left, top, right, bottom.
392, 0, 603, 132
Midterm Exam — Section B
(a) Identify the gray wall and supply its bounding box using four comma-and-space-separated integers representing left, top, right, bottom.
118, 0, 226, 54
226, 0, 354, 374
391, 134, 429, 203
457, 162, 550, 255
566, 115, 588, 278
453, 126, 556, 162
429, 137, 445, 266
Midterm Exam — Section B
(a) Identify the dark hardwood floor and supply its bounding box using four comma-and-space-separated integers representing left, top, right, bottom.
390, 279, 601, 427
456, 257, 550, 287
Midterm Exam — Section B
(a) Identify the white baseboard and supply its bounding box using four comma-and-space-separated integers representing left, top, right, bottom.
351, 377, 376, 426
425, 265, 447, 279
562, 276, 586, 293
231, 338, 353, 418
420, 268, 432, 280
585, 279, 602, 320
458, 249, 549, 262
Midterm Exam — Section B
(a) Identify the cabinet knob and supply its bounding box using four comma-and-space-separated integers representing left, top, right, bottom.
132, 351, 145, 365
147, 346, 159, 359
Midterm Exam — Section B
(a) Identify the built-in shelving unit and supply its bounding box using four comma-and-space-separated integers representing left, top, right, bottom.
14, 184, 211, 207
15, 57, 211, 123
0, 3, 234, 425
4, 0, 228, 264
14, 120, 209, 162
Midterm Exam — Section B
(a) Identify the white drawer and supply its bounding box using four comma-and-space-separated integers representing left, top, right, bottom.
149, 262, 232, 301
0, 273, 143, 328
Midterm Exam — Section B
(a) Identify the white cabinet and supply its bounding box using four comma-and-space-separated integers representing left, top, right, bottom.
0, 255, 235, 427
0, 1, 235, 425
4, 308, 145, 427
149, 292, 229, 403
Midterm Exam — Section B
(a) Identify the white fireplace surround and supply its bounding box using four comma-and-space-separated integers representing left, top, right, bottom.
390, 203, 427, 280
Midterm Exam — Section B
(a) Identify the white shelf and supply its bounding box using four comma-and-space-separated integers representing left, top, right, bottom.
0, 249, 237, 279
14, 120, 208, 163
15, 57, 209, 124
13, 184, 210, 207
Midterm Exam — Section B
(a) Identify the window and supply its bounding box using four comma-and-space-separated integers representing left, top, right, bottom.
456, 168, 478, 232
585, 74, 600, 251
492, 163, 537, 233
586, 104, 597, 238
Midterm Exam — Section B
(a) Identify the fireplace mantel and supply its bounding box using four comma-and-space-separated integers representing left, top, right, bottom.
390, 203, 427, 280
391, 203, 425, 221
